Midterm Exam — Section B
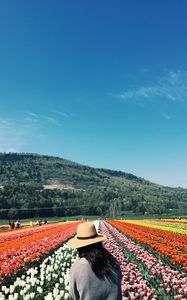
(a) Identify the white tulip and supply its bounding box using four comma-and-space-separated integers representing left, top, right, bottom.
45, 292, 53, 300
37, 286, 43, 293
20, 280, 26, 287
5, 288, 9, 295
13, 293, 18, 300
9, 285, 14, 294
31, 278, 36, 287
55, 295, 61, 300
53, 287, 59, 297
64, 292, 69, 299
30, 292, 35, 299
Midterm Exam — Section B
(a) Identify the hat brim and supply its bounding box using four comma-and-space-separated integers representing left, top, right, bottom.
67, 234, 107, 249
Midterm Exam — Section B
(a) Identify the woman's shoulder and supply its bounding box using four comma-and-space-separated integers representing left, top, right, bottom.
71, 257, 89, 270
70, 257, 91, 278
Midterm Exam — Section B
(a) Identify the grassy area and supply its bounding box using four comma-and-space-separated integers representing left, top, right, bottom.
1, 212, 186, 228
0, 215, 104, 229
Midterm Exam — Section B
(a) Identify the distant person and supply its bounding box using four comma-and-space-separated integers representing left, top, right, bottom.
8, 220, 11, 229
44, 219, 47, 224
15, 220, 20, 228
15, 220, 18, 228
10, 220, 15, 229
67, 222, 122, 300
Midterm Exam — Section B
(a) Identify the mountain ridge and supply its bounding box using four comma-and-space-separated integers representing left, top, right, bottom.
0, 152, 186, 219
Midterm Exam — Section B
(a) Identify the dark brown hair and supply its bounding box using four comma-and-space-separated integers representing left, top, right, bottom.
77, 242, 120, 278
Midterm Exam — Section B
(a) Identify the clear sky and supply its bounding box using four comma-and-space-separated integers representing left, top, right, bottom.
0, 1, 187, 188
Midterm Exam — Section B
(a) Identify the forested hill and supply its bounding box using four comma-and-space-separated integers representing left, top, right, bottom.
0, 152, 187, 219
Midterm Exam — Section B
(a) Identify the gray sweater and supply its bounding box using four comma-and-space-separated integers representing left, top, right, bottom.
69, 257, 122, 300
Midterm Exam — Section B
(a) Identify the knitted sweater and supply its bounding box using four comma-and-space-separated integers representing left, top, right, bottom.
69, 257, 122, 300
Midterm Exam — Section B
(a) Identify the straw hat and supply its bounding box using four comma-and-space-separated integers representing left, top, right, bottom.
67, 221, 107, 248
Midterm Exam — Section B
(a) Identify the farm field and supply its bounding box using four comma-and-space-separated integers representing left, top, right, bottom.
0, 219, 186, 299
120, 219, 187, 235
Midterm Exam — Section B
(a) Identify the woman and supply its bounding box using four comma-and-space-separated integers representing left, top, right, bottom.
67, 221, 122, 300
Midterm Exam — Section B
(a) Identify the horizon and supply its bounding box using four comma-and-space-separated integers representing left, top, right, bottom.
0, 1, 187, 188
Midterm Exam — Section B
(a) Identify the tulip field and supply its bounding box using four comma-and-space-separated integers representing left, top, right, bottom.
0, 219, 186, 299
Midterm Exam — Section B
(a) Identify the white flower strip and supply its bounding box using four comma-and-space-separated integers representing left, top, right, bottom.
93, 220, 100, 233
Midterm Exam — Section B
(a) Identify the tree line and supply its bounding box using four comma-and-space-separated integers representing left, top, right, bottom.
0, 153, 187, 219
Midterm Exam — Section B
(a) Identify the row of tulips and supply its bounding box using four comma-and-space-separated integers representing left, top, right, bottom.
109, 220, 187, 270
0, 222, 81, 283
155, 220, 187, 225
123, 219, 187, 235
0, 224, 68, 244
0, 243, 77, 300
105, 221, 187, 299
101, 221, 157, 299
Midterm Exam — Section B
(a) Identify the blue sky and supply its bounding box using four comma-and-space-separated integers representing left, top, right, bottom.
0, 1, 187, 187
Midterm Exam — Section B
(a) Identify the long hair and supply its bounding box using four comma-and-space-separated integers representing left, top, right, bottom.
77, 242, 120, 278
